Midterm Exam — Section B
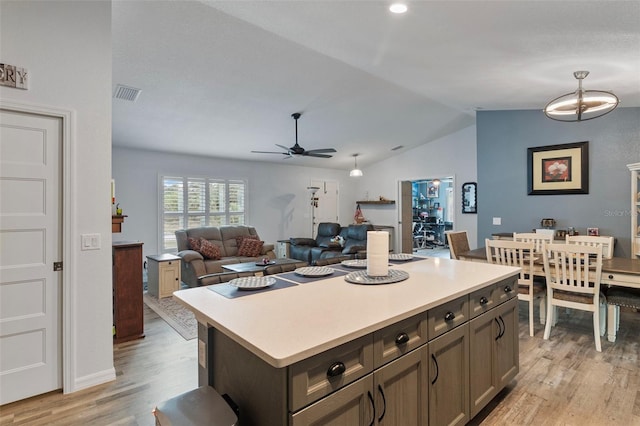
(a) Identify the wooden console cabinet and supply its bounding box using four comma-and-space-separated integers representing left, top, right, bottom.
112, 241, 144, 343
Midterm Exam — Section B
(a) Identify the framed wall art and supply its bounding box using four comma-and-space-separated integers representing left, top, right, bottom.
527, 141, 589, 195
462, 182, 477, 214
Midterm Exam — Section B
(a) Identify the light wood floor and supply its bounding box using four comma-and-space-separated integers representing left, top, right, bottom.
1, 301, 638, 425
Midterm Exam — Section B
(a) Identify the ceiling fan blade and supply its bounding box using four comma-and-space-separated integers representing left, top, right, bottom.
303, 152, 333, 158
305, 148, 337, 154
275, 144, 291, 152
251, 150, 289, 155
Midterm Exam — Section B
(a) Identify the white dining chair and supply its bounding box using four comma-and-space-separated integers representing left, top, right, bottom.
565, 235, 614, 259
542, 243, 606, 352
485, 238, 545, 336
513, 232, 554, 255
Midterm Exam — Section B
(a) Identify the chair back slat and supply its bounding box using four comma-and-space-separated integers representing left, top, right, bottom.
565, 235, 614, 259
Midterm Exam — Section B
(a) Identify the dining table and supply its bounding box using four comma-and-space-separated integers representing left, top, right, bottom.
457, 246, 640, 342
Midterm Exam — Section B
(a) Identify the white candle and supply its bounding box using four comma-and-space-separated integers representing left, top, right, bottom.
367, 231, 389, 277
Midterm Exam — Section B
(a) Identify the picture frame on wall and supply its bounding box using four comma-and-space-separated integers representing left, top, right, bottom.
427, 184, 439, 198
527, 141, 589, 195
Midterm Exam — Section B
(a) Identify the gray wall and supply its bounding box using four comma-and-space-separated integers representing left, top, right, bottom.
477, 107, 640, 257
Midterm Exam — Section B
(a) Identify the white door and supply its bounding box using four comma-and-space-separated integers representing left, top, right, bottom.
0, 109, 62, 404
310, 180, 338, 237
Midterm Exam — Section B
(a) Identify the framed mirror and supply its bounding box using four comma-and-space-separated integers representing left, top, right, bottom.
462, 182, 477, 214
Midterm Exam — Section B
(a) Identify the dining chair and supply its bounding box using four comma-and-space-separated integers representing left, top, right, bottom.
542, 243, 605, 352
446, 231, 469, 260
485, 238, 545, 336
513, 232, 554, 255
565, 235, 614, 259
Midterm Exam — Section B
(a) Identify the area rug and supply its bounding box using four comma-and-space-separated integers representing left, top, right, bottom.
143, 292, 197, 340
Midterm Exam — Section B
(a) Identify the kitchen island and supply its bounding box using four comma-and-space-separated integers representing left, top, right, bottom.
174, 257, 520, 425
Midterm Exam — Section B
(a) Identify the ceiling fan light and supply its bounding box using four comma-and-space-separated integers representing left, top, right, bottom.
544, 71, 619, 122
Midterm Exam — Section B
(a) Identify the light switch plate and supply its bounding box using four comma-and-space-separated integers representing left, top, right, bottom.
81, 233, 101, 250
492, 217, 502, 225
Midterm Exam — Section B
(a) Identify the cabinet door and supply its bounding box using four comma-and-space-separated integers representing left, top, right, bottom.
291, 374, 374, 426
468, 310, 499, 417
374, 346, 428, 425
159, 261, 180, 298
494, 298, 519, 388
429, 324, 469, 426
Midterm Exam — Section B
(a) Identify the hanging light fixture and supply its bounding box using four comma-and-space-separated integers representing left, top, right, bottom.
544, 71, 619, 122
349, 154, 363, 177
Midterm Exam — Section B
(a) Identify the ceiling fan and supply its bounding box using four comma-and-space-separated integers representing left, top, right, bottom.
251, 112, 337, 158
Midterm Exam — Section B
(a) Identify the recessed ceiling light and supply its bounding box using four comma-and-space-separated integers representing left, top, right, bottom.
389, 3, 408, 14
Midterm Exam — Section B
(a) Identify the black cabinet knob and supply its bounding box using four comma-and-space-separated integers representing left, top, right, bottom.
479, 296, 489, 305
444, 311, 455, 322
395, 332, 410, 345
504, 286, 512, 293
326, 361, 346, 377
609, 275, 614, 279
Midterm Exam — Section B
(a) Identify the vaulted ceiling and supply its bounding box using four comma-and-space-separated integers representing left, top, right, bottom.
112, 0, 640, 171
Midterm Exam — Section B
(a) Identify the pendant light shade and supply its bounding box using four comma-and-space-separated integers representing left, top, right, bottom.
350, 154, 363, 177
544, 71, 619, 122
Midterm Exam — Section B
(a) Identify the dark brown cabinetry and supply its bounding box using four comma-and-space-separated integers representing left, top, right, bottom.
112, 241, 144, 343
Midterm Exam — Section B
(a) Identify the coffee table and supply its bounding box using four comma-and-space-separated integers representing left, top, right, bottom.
222, 258, 302, 276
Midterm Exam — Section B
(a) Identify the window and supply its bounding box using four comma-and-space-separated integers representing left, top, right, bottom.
161, 176, 246, 252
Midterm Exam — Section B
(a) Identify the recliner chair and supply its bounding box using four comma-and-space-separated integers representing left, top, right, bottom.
289, 222, 341, 264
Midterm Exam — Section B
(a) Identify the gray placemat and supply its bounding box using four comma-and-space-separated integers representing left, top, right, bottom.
279, 268, 348, 284
389, 256, 428, 264
207, 277, 297, 299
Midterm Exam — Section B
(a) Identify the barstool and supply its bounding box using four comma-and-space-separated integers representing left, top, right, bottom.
153, 386, 238, 426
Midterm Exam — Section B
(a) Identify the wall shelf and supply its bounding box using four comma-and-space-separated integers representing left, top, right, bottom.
356, 200, 395, 205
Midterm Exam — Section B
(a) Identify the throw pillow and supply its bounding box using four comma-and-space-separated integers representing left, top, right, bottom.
188, 237, 201, 251
235, 234, 259, 248
237, 238, 264, 257
199, 238, 221, 260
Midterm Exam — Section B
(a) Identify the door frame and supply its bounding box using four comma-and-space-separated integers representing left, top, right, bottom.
1, 100, 74, 393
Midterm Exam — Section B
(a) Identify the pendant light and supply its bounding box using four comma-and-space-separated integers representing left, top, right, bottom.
349, 154, 363, 177
544, 71, 619, 122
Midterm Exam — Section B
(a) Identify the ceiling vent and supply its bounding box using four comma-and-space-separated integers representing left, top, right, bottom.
113, 84, 142, 102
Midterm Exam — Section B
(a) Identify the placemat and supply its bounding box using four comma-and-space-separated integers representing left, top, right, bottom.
279, 268, 348, 284
207, 277, 297, 299
389, 256, 428, 264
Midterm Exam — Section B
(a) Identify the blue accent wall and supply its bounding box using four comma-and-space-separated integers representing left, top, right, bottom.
477, 107, 640, 257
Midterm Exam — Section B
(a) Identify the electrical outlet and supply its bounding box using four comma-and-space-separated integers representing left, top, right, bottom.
492, 217, 502, 225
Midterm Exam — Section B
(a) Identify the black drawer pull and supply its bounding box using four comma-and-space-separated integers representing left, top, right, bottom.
367, 391, 375, 426
395, 332, 410, 345
431, 354, 439, 385
494, 318, 502, 341
479, 296, 489, 305
444, 311, 455, 322
609, 275, 614, 279
327, 361, 346, 377
504, 285, 512, 293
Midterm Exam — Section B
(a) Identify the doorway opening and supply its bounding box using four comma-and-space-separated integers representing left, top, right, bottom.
400, 178, 454, 255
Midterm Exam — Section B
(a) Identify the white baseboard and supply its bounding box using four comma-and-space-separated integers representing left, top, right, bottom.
67, 367, 116, 394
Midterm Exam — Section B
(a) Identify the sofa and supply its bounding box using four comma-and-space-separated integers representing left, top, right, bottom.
175, 225, 276, 287
289, 222, 374, 264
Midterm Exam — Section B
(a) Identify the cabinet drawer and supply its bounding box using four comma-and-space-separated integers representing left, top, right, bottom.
289, 334, 373, 412
469, 285, 495, 319
373, 312, 428, 367
159, 260, 179, 273
428, 295, 469, 340
492, 277, 517, 305
602, 272, 640, 286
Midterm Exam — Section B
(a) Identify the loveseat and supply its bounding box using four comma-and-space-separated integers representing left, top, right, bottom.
175, 225, 276, 287
289, 222, 374, 264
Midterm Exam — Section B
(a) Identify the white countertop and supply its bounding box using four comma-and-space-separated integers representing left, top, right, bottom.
173, 257, 519, 368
